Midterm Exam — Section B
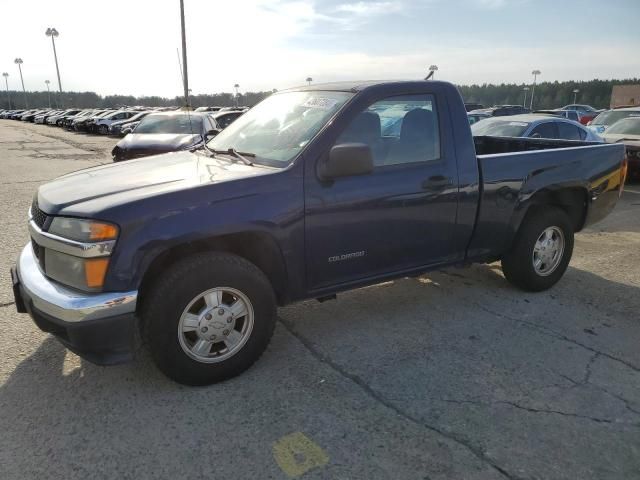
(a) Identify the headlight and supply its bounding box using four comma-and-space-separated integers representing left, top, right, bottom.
44, 249, 110, 291
48, 217, 118, 242
40, 218, 118, 291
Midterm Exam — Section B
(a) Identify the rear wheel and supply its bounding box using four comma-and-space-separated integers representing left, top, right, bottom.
501, 207, 574, 292
142, 252, 276, 385
98, 124, 109, 135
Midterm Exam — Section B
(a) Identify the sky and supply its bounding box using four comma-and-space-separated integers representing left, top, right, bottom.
0, 0, 639, 97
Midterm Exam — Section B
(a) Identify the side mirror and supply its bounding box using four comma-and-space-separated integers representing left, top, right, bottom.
531, 133, 542, 139
318, 143, 374, 180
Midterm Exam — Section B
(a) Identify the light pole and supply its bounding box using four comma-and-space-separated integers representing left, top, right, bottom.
45, 28, 63, 107
530, 69, 541, 110
573, 89, 579, 104
523, 87, 530, 108
179, 0, 190, 108
45, 80, 52, 108
306, 77, 313, 86
234, 83, 240, 107
2, 72, 10, 109
14, 59, 27, 108
428, 65, 438, 80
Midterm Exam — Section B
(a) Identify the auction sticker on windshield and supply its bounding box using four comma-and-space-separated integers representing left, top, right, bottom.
302, 97, 340, 110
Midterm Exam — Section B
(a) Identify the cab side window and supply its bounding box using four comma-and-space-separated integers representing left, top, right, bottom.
334, 94, 440, 167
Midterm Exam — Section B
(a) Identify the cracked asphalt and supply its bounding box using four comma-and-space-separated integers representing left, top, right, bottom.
1, 120, 639, 480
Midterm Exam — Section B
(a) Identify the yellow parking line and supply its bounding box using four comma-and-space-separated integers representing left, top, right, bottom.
272, 432, 329, 478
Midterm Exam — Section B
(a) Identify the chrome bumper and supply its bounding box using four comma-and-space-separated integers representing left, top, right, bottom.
16, 243, 138, 323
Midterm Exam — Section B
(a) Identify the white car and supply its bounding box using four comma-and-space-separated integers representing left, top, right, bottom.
94, 110, 140, 135
34, 110, 61, 124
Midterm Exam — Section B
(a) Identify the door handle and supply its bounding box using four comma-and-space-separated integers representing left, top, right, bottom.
422, 176, 453, 189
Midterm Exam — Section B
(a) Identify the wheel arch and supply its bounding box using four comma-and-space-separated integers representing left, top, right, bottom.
136, 231, 289, 312
514, 185, 589, 236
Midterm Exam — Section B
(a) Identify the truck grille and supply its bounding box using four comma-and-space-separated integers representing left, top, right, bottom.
31, 198, 48, 229
31, 240, 46, 271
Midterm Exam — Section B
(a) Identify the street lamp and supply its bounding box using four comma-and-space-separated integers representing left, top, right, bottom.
573, 89, 579, 104
177, 2, 190, 108
306, 77, 313, 86
530, 69, 541, 110
428, 65, 438, 80
14, 58, 27, 108
523, 87, 530, 108
45, 80, 52, 108
45, 28, 63, 107
234, 83, 240, 107
2, 72, 10, 109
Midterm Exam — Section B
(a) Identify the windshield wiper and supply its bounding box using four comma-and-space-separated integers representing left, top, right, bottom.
206, 147, 255, 166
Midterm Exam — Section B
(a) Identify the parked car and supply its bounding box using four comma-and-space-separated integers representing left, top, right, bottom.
1, 109, 23, 119
21, 110, 47, 122
587, 107, 640, 135
47, 109, 82, 126
73, 110, 112, 132
469, 105, 530, 117
560, 104, 599, 125
601, 116, 640, 180
471, 114, 602, 141
209, 110, 244, 130
94, 110, 140, 135
111, 111, 217, 161
195, 106, 222, 112
34, 110, 62, 124
109, 111, 151, 136
468, 112, 491, 125
464, 103, 484, 112
120, 121, 140, 136
534, 109, 580, 122
12, 80, 626, 385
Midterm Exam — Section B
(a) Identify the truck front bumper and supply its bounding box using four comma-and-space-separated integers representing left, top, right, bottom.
12, 244, 139, 365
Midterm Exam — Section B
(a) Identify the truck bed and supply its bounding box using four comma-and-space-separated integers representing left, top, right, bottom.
467, 139, 626, 261
473, 135, 599, 155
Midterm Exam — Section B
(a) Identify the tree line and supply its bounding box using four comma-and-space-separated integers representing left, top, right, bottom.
0, 90, 272, 110
458, 78, 639, 110
1, 78, 638, 111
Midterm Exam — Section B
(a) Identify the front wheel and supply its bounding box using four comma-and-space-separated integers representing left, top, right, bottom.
98, 124, 109, 135
501, 207, 574, 292
142, 252, 277, 385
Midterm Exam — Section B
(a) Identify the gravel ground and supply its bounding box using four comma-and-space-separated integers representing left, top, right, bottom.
0, 120, 639, 480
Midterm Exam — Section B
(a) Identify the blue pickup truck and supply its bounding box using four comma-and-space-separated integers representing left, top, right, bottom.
12, 81, 627, 385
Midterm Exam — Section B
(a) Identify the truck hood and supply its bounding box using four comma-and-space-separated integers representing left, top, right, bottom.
116, 133, 203, 153
37, 151, 276, 215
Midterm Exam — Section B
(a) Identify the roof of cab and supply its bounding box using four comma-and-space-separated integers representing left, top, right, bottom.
280, 80, 450, 93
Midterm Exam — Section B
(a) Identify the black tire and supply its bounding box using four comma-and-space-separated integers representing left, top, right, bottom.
141, 252, 276, 385
98, 124, 108, 135
501, 207, 574, 292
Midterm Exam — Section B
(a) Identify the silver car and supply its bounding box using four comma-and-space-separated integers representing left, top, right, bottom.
471, 114, 602, 142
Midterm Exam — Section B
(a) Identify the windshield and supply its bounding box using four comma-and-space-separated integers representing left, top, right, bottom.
135, 114, 203, 134
592, 110, 640, 126
605, 118, 640, 136
471, 118, 530, 137
207, 91, 353, 165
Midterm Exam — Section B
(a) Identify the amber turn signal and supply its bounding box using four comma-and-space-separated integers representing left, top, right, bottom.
89, 222, 119, 241
84, 258, 110, 288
